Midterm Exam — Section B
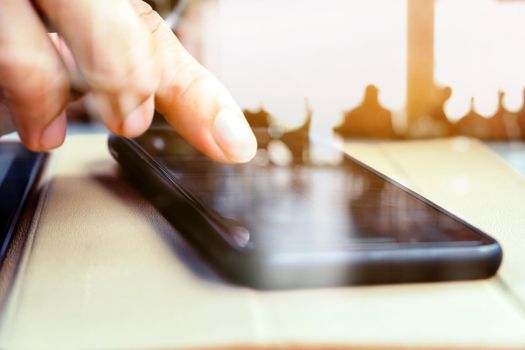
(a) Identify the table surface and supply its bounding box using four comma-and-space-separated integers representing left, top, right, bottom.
1, 134, 525, 350
487, 142, 525, 176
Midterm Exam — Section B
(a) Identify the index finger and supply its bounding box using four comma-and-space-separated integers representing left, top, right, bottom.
132, 1, 257, 163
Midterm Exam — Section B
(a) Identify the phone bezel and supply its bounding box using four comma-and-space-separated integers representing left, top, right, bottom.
0, 143, 46, 266
108, 133, 502, 288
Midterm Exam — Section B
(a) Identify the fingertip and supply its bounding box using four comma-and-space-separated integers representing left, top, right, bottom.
148, 21, 257, 163
84, 93, 154, 138
212, 109, 258, 163
21, 112, 67, 152
39, 112, 67, 151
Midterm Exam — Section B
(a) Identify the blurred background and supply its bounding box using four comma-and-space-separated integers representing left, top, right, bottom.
140, 0, 525, 142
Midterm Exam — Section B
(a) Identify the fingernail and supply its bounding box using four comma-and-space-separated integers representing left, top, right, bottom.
40, 113, 67, 150
213, 109, 257, 162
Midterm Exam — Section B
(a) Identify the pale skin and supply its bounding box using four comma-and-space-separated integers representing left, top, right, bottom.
0, 0, 257, 163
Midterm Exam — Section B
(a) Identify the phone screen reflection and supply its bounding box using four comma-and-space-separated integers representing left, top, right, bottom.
137, 130, 486, 252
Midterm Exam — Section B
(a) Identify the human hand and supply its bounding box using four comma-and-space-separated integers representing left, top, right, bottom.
0, 0, 257, 163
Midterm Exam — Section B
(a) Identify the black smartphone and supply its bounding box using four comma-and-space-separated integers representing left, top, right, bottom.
108, 125, 502, 289
0, 143, 46, 267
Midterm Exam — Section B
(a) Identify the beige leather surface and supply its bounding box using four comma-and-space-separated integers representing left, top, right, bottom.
1, 135, 525, 349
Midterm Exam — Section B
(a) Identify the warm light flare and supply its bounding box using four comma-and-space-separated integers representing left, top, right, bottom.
435, 0, 525, 120
217, 0, 407, 131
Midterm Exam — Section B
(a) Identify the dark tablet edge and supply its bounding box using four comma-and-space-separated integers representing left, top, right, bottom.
0, 146, 47, 311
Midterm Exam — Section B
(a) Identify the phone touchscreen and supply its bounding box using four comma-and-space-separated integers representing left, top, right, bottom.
133, 129, 490, 253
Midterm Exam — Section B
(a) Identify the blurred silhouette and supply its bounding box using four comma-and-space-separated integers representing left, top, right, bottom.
280, 100, 312, 164
239, 89, 525, 143
408, 86, 455, 138
518, 89, 525, 140
486, 92, 516, 140
243, 106, 273, 149
428, 86, 456, 137
244, 105, 272, 129
333, 85, 396, 139
455, 98, 491, 139
406, 0, 435, 129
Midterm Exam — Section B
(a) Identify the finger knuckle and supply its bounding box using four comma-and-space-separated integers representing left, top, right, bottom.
135, 6, 165, 35
83, 40, 159, 98
85, 62, 157, 98
169, 62, 212, 102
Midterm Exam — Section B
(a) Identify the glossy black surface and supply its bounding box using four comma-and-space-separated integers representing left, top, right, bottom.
134, 129, 489, 253
0, 143, 44, 264
0, 153, 15, 185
